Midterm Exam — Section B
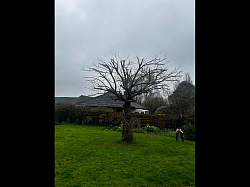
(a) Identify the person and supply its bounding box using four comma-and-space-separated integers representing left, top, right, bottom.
175, 114, 185, 142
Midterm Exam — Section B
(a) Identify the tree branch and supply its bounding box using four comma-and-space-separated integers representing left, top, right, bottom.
83, 52, 183, 103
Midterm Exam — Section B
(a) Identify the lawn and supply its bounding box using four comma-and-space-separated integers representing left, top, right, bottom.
55, 124, 195, 187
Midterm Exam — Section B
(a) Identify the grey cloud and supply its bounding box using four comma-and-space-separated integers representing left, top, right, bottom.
55, 0, 195, 96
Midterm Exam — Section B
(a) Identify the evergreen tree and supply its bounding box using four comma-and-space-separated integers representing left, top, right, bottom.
168, 81, 195, 114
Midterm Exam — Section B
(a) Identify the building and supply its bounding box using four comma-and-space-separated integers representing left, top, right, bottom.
55, 91, 149, 114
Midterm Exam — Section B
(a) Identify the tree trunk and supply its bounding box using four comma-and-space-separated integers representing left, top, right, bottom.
121, 101, 134, 143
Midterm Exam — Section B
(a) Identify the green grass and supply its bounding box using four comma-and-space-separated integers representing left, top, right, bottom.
55, 124, 195, 187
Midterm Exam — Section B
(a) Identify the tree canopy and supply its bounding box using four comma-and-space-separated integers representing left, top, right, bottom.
142, 96, 167, 114
83, 52, 182, 142
168, 81, 195, 114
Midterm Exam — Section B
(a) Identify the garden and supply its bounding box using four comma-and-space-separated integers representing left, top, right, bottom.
103, 123, 195, 141
55, 102, 195, 141
101, 114, 195, 142
55, 123, 195, 187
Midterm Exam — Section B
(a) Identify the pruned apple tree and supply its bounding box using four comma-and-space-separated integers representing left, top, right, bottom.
83, 52, 182, 143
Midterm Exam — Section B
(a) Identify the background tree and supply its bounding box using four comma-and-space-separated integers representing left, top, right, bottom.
133, 69, 161, 104
183, 72, 193, 84
142, 96, 167, 114
155, 105, 179, 115
164, 72, 193, 101
84, 52, 182, 142
168, 81, 195, 114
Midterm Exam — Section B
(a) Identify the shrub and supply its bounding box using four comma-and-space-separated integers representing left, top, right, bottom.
185, 107, 195, 125
182, 124, 195, 141
99, 112, 123, 126
116, 127, 123, 132
55, 102, 114, 125
55, 102, 75, 123
142, 96, 167, 114
133, 127, 145, 133
117, 121, 124, 132
163, 129, 176, 137
144, 124, 160, 133
86, 116, 93, 125
155, 105, 179, 115
155, 106, 168, 114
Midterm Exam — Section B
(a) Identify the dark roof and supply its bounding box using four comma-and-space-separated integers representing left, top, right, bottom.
54, 97, 78, 104
75, 92, 124, 108
55, 92, 148, 110
55, 95, 91, 105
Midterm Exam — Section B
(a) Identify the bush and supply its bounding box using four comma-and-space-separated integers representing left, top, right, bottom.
144, 124, 160, 133
86, 116, 93, 125
182, 124, 195, 141
133, 127, 145, 133
155, 105, 179, 115
99, 112, 123, 126
185, 107, 195, 125
155, 106, 168, 114
55, 102, 76, 123
142, 96, 167, 114
163, 129, 176, 137
55, 102, 114, 125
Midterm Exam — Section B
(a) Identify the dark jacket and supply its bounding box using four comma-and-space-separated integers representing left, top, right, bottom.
175, 115, 182, 129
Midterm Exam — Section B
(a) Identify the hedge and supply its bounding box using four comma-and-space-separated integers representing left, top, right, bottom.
54, 102, 113, 125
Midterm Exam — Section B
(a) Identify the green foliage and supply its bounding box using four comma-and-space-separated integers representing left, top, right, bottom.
163, 128, 176, 137
142, 96, 167, 114
155, 106, 167, 114
54, 102, 114, 125
72, 105, 85, 122
186, 107, 195, 125
116, 124, 123, 132
144, 124, 160, 133
99, 112, 123, 126
155, 105, 178, 115
103, 124, 123, 132
133, 127, 145, 133
55, 124, 195, 187
55, 102, 76, 123
102, 121, 195, 141
182, 124, 195, 141
86, 116, 93, 125
168, 81, 195, 114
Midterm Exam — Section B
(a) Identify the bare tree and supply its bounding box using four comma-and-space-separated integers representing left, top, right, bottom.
184, 72, 193, 84
83, 52, 183, 143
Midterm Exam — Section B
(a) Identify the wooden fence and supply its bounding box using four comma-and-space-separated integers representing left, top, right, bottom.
132, 113, 176, 130
132, 113, 194, 130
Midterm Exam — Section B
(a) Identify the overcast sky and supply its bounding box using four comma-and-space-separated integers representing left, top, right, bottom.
55, 0, 195, 97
